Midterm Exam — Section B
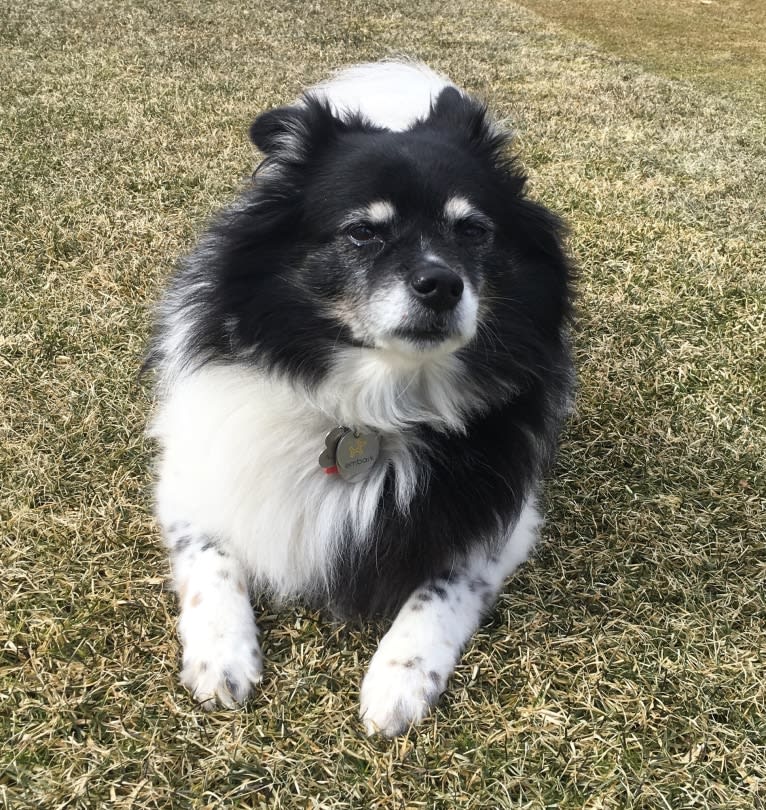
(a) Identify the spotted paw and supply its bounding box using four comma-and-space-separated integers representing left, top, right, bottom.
180, 637, 263, 710
359, 651, 447, 737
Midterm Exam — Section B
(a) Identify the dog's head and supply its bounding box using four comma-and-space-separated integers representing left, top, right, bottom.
249, 87, 517, 359
212, 85, 570, 395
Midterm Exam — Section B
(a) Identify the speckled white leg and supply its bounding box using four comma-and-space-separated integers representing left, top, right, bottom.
163, 521, 263, 710
359, 500, 541, 737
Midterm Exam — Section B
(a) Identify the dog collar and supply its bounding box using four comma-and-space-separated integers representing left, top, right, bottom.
319, 426, 380, 483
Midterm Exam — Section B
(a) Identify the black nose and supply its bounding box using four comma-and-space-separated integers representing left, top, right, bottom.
410, 264, 464, 312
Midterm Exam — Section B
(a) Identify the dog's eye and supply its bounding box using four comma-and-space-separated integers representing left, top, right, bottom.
347, 223, 380, 246
456, 219, 491, 240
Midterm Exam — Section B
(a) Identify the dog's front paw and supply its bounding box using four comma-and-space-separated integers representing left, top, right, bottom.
360, 651, 447, 737
180, 634, 263, 710
174, 552, 264, 710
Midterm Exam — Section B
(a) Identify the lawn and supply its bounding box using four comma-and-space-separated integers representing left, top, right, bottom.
521, 0, 766, 103
1, 0, 764, 807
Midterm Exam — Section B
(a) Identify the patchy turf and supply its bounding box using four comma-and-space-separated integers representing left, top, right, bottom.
520, 0, 766, 105
1, 1, 764, 808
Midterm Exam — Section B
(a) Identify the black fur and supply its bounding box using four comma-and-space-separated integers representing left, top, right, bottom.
329, 375, 568, 617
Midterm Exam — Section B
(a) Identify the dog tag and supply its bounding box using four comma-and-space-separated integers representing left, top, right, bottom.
319, 426, 348, 471
335, 430, 380, 483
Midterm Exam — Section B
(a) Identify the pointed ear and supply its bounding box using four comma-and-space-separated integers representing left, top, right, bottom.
427, 86, 510, 163
249, 97, 344, 161
430, 86, 477, 122
249, 105, 305, 155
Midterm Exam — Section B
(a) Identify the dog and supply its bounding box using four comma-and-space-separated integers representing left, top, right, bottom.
145, 61, 574, 737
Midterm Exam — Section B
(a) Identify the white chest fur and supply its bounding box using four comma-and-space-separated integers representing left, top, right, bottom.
151, 349, 483, 597
152, 365, 384, 595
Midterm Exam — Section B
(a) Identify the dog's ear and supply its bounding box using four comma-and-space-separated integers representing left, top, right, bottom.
429, 87, 482, 125
427, 87, 509, 162
426, 86, 524, 192
249, 105, 304, 155
249, 97, 343, 161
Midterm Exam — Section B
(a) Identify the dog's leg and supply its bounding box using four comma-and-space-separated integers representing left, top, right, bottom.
359, 499, 541, 736
163, 520, 263, 709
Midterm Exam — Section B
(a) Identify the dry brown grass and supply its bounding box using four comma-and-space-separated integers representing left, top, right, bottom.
520, 0, 766, 104
2, 1, 765, 807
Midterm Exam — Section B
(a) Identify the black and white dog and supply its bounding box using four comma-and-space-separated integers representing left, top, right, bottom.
146, 61, 574, 737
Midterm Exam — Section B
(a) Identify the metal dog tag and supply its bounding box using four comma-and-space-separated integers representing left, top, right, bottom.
319, 427, 348, 470
335, 430, 380, 483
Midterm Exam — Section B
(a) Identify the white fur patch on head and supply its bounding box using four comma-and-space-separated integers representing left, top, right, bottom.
341, 200, 396, 228
365, 281, 412, 339
442, 197, 495, 238
455, 283, 479, 342
309, 60, 455, 131
443, 195, 477, 222
364, 200, 396, 225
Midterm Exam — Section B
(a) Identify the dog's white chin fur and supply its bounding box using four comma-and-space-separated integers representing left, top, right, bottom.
363, 280, 479, 361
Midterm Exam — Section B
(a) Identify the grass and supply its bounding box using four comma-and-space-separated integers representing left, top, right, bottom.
1, 0, 764, 807
520, 0, 766, 104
